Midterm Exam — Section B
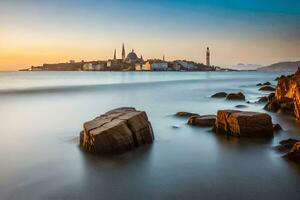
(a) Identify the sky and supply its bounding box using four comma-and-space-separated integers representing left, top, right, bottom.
0, 0, 300, 70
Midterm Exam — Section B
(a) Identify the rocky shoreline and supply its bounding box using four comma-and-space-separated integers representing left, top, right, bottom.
79, 69, 300, 163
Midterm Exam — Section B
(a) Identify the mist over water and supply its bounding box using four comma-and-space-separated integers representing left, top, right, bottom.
0, 71, 299, 200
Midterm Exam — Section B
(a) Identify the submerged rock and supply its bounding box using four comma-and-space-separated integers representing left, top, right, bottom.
264, 100, 281, 112
175, 111, 199, 117
211, 92, 227, 98
273, 123, 282, 132
268, 92, 275, 101
257, 81, 271, 86
226, 92, 246, 101
235, 104, 248, 108
285, 141, 300, 161
257, 96, 268, 103
188, 115, 216, 127
259, 85, 276, 91
214, 110, 273, 137
80, 107, 154, 154
277, 139, 300, 162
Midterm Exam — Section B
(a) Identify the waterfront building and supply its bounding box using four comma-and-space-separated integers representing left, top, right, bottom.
141, 60, 168, 71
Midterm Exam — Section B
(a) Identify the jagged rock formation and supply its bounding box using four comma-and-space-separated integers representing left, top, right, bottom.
80, 107, 154, 154
188, 115, 216, 127
214, 110, 273, 137
274, 68, 300, 118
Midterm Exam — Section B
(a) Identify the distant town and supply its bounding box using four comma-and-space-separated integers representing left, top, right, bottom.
20, 44, 231, 72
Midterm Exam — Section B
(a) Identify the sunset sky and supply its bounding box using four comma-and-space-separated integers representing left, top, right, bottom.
1, 0, 300, 70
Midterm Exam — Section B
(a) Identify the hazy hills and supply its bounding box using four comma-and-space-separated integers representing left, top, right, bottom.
257, 61, 300, 72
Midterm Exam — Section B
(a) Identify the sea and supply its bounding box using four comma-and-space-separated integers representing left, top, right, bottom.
0, 71, 299, 200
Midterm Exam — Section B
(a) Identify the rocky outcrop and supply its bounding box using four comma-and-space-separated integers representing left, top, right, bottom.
80, 107, 154, 154
214, 110, 273, 137
188, 115, 216, 127
211, 92, 227, 98
226, 92, 245, 101
274, 68, 300, 118
175, 111, 199, 117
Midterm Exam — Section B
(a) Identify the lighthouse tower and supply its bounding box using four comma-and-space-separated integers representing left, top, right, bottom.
206, 47, 210, 67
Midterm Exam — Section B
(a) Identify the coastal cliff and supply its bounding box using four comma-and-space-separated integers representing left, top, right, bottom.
274, 68, 300, 119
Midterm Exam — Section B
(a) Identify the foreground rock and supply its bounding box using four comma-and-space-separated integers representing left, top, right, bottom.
188, 115, 216, 127
277, 139, 300, 162
80, 107, 154, 154
211, 92, 227, 98
214, 110, 273, 137
175, 111, 199, 117
226, 92, 245, 101
259, 85, 275, 91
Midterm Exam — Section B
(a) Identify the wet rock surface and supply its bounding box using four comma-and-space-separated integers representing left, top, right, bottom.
257, 96, 268, 103
80, 107, 154, 154
214, 110, 273, 137
188, 115, 216, 127
273, 123, 282, 132
259, 85, 276, 91
175, 111, 199, 117
226, 92, 246, 101
211, 92, 227, 98
264, 100, 281, 112
277, 139, 300, 162
235, 104, 248, 108
257, 81, 271, 86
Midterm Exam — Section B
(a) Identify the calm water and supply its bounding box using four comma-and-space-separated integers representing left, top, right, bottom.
0, 71, 299, 200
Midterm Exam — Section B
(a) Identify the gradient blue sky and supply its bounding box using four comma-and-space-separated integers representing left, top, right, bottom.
0, 0, 300, 70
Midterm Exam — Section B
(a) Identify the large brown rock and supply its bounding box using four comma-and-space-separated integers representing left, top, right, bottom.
275, 68, 300, 118
188, 115, 216, 127
80, 107, 154, 154
214, 110, 273, 137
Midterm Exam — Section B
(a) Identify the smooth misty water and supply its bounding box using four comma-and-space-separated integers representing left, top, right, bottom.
0, 71, 299, 200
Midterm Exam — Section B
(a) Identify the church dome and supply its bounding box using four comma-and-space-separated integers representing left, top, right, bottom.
127, 49, 138, 60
